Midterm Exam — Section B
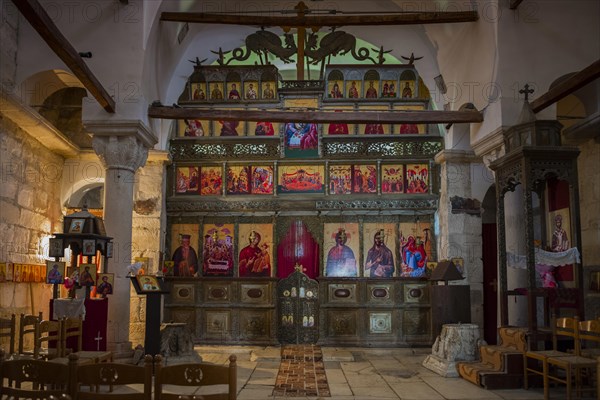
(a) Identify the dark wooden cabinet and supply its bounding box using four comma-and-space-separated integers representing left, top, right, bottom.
430, 284, 471, 338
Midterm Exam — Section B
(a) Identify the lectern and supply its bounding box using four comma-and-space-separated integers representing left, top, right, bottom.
130, 275, 168, 356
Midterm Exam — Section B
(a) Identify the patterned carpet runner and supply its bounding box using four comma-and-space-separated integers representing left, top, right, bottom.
273, 345, 331, 397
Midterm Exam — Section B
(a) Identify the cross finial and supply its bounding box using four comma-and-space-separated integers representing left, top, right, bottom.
295, 1, 309, 16
519, 84, 534, 101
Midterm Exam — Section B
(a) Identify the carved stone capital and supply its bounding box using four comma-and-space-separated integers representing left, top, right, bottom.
86, 120, 157, 172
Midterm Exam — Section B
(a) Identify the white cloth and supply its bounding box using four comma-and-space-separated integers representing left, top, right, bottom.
52, 298, 86, 320
507, 247, 581, 269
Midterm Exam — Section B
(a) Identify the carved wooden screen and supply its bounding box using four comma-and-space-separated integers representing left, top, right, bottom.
277, 268, 319, 344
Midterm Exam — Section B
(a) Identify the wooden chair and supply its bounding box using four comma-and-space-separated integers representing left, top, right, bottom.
0, 314, 16, 356
523, 316, 580, 398
34, 319, 62, 360
18, 312, 42, 357
0, 348, 71, 399
154, 354, 237, 400
60, 317, 113, 363
70, 353, 153, 400
544, 319, 600, 400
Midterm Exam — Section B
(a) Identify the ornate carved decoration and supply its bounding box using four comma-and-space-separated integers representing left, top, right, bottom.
330, 312, 356, 336
170, 140, 280, 161
322, 137, 443, 158
92, 135, 149, 172
305, 31, 374, 65
226, 30, 297, 64
279, 80, 324, 91
315, 199, 438, 210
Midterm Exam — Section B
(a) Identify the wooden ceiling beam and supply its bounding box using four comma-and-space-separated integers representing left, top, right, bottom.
160, 11, 479, 27
148, 106, 483, 124
509, 0, 525, 10
531, 59, 600, 113
11, 0, 115, 113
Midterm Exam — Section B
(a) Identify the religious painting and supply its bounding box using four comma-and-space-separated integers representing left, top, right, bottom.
49, 238, 64, 258
191, 83, 207, 101
5, 263, 14, 281
284, 123, 319, 158
227, 82, 242, 100
202, 223, 234, 276
170, 223, 200, 277
393, 104, 425, 134
175, 166, 200, 194
546, 208, 571, 253
226, 165, 251, 195
277, 164, 325, 194
325, 107, 354, 135
69, 219, 85, 233
134, 257, 150, 275
381, 164, 405, 194
328, 164, 352, 195
13, 264, 22, 283
250, 165, 274, 194
244, 81, 258, 100
21, 264, 30, 282
106, 242, 113, 258
451, 257, 465, 276
381, 80, 397, 98
79, 264, 96, 287
178, 119, 208, 137
261, 81, 277, 100
399, 221, 433, 278
46, 261, 65, 284
405, 164, 429, 194
352, 165, 377, 194
200, 165, 223, 196
363, 223, 396, 278
250, 121, 278, 136
217, 119, 241, 136
323, 223, 359, 277
426, 261, 437, 278
82, 239, 96, 256
328, 80, 344, 99
136, 275, 161, 292
364, 80, 380, 99
238, 224, 273, 277
359, 106, 390, 135
399, 80, 415, 99
96, 273, 114, 296
347, 80, 362, 99
209, 82, 225, 101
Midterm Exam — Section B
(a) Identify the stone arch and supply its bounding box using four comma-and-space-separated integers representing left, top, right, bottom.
19, 69, 86, 108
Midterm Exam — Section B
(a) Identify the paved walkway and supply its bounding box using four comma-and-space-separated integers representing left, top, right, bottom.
195, 345, 579, 400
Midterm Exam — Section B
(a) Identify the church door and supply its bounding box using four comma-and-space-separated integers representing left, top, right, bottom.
277, 268, 319, 344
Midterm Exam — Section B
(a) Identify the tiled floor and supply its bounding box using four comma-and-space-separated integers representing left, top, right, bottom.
196, 345, 592, 400
273, 345, 330, 397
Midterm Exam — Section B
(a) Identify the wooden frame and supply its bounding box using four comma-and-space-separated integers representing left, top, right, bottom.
136, 275, 161, 292
68, 219, 85, 233
82, 239, 96, 256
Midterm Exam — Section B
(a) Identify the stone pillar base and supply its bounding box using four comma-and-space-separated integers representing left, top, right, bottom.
422, 354, 461, 377
108, 341, 134, 359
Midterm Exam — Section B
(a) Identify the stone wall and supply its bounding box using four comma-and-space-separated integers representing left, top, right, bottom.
129, 156, 167, 347
0, 118, 64, 324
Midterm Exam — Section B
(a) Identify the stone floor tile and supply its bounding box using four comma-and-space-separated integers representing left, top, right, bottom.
421, 376, 503, 399
328, 382, 353, 396
389, 381, 446, 400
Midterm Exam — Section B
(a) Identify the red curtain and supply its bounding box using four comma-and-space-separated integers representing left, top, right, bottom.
276, 220, 320, 279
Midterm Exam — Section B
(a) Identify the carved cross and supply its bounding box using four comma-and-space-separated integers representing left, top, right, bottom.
95, 331, 103, 351
519, 84, 534, 101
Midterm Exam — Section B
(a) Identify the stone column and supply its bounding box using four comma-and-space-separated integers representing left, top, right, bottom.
87, 120, 157, 356
435, 150, 486, 332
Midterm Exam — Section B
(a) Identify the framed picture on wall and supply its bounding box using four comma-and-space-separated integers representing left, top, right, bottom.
49, 238, 64, 258
82, 240, 96, 256
106, 242, 114, 258
69, 219, 85, 233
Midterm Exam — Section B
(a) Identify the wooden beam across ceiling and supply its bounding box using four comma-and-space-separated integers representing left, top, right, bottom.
148, 106, 483, 125
11, 0, 116, 113
509, 0, 525, 10
531, 59, 600, 113
160, 11, 479, 27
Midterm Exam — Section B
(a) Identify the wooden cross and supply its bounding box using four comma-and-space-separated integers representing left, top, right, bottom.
95, 331, 103, 351
519, 84, 534, 101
